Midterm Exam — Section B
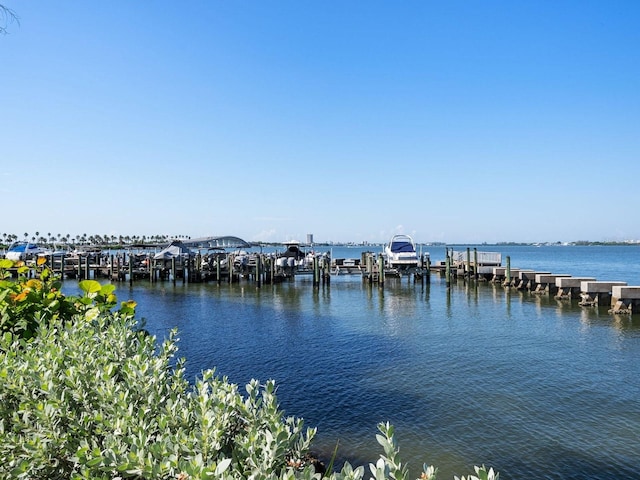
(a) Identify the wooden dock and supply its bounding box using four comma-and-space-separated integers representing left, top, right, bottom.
428, 247, 640, 315
5, 245, 640, 315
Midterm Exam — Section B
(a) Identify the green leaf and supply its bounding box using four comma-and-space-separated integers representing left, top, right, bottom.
85, 306, 100, 321
100, 284, 116, 296
79, 280, 102, 294
0, 258, 14, 269
86, 455, 104, 467
215, 458, 232, 475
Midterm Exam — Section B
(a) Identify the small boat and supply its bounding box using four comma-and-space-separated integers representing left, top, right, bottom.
5, 242, 48, 261
383, 234, 419, 270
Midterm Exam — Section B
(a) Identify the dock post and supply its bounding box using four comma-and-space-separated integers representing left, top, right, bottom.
466, 248, 471, 281
323, 257, 330, 286
364, 254, 370, 283
171, 256, 176, 284
149, 256, 154, 283
371, 253, 377, 284
128, 253, 133, 286
256, 254, 262, 288
270, 256, 275, 284
183, 256, 187, 283
364, 254, 371, 283
445, 253, 451, 287
505, 256, 511, 287
313, 256, 319, 287
378, 254, 385, 288
473, 248, 478, 281
196, 252, 202, 282
85, 255, 90, 280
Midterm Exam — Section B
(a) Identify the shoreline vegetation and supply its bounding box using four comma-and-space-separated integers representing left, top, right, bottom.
1, 232, 639, 250
1, 259, 497, 479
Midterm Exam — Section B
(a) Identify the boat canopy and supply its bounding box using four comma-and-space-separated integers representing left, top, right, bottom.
390, 240, 415, 253
154, 241, 193, 260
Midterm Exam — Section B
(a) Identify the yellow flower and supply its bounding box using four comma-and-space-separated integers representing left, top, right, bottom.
26, 279, 43, 290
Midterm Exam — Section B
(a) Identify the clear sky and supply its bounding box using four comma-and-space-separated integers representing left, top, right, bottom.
1, 1, 639, 244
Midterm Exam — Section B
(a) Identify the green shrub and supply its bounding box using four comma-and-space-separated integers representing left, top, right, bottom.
0, 262, 498, 479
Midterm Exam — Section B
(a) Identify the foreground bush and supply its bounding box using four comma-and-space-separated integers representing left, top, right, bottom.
0, 261, 497, 479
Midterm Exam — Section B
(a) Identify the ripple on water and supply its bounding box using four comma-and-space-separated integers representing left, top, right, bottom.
109, 270, 640, 480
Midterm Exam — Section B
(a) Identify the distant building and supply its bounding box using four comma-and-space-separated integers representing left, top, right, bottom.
307, 234, 314, 245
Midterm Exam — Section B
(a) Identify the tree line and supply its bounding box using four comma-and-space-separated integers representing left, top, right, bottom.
1, 232, 192, 248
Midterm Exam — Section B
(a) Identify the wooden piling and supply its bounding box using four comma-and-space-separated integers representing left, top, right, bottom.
183, 255, 187, 284
256, 254, 262, 287
269, 256, 274, 284
473, 248, 478, 281
313, 256, 319, 287
426, 256, 431, 283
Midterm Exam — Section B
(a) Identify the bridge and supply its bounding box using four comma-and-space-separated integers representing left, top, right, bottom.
180, 236, 252, 249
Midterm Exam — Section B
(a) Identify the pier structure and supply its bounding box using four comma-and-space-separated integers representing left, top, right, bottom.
512, 270, 539, 290
610, 286, 640, 314
360, 252, 430, 286
430, 252, 640, 316
531, 274, 572, 295
449, 249, 502, 281
5, 243, 640, 316
490, 267, 522, 285
578, 281, 627, 307
554, 277, 596, 300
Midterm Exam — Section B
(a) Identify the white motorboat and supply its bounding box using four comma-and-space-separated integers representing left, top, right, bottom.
383, 234, 419, 270
5, 242, 48, 261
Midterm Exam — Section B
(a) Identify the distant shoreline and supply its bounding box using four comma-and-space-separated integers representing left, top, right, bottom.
1, 238, 639, 251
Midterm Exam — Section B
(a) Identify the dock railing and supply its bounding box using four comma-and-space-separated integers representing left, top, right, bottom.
451, 250, 502, 266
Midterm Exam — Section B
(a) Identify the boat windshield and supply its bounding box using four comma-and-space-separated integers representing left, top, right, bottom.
390, 241, 415, 253
9, 243, 36, 252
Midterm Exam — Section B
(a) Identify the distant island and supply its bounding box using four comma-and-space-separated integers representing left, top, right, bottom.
494, 241, 640, 246
1, 231, 639, 251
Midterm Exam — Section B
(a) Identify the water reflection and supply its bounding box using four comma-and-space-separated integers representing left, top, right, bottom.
61, 267, 640, 479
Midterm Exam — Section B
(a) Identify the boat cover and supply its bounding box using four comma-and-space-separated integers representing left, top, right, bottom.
154, 241, 193, 259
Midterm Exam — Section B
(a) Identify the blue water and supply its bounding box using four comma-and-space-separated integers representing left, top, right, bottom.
73, 245, 640, 479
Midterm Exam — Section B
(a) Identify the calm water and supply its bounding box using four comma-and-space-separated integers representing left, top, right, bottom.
78, 245, 640, 479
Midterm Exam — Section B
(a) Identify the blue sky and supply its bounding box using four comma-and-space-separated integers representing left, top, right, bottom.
2, 1, 639, 244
